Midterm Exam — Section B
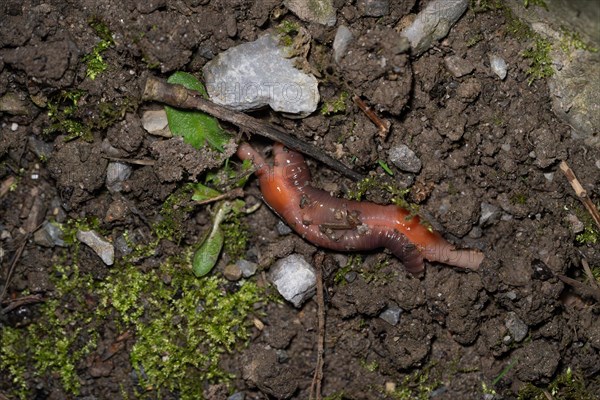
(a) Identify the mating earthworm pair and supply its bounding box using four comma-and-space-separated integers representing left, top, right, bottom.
237, 142, 484, 274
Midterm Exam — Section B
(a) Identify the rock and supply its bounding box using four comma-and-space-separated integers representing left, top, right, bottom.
106, 162, 132, 192
358, 0, 389, 17
284, 0, 336, 26
76, 230, 114, 266
28, 137, 53, 160
33, 221, 65, 247
379, 304, 403, 326
228, 393, 245, 400
388, 144, 421, 173
141, 109, 172, 138
489, 54, 508, 79
269, 254, 316, 307
276, 220, 292, 235
400, 0, 469, 55
565, 214, 584, 234
203, 33, 319, 117
444, 55, 474, 78
504, 0, 600, 145
479, 202, 501, 226
333, 25, 353, 64
0, 92, 29, 115
224, 264, 243, 281
505, 312, 528, 342
236, 259, 258, 277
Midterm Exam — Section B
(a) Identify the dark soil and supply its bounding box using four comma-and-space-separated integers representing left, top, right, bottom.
1, 1, 599, 399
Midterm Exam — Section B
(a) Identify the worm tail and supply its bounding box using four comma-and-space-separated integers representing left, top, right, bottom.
423, 240, 484, 270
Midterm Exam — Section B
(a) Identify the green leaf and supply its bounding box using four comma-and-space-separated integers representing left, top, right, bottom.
377, 160, 394, 176
192, 226, 224, 277
191, 183, 221, 202
165, 72, 230, 151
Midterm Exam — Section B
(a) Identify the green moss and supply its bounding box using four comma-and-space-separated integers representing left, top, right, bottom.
100, 261, 262, 399
0, 262, 100, 398
83, 17, 114, 80
359, 359, 379, 373
321, 91, 349, 116
333, 254, 362, 285
44, 90, 93, 142
523, 0, 547, 10
559, 27, 598, 54
153, 184, 196, 242
517, 367, 594, 400
511, 192, 528, 205
573, 203, 600, 246
1, 216, 263, 399
277, 20, 301, 47
522, 36, 554, 85
466, 33, 484, 47
388, 366, 441, 400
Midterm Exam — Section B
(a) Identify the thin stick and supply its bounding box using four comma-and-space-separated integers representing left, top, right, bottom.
309, 252, 326, 400
557, 274, 600, 302
352, 95, 390, 139
142, 75, 364, 181
1, 294, 43, 314
581, 258, 599, 290
559, 160, 600, 229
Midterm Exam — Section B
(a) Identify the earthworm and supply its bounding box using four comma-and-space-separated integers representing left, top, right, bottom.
237, 142, 484, 274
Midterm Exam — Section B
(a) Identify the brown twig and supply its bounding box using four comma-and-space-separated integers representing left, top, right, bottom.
559, 160, 600, 229
142, 75, 364, 181
1, 294, 44, 314
581, 258, 599, 290
0, 176, 16, 198
194, 188, 245, 206
557, 274, 600, 302
352, 95, 391, 139
309, 252, 326, 400
103, 156, 156, 166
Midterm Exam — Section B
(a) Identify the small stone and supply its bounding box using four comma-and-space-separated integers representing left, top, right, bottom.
489, 54, 507, 80
344, 271, 357, 283
141, 109, 172, 137
505, 291, 517, 300
479, 202, 500, 226
106, 162, 132, 192
28, 137, 53, 160
505, 312, 528, 342
33, 221, 65, 247
379, 304, 403, 326
228, 392, 245, 400
284, 0, 336, 26
400, 0, 469, 55
11, 123, 18, 131
444, 55, 474, 78
358, 0, 389, 17
388, 144, 421, 173
236, 259, 258, 277
333, 25, 353, 64
565, 214, 584, 234
203, 33, 320, 116
276, 220, 292, 235
224, 264, 243, 281
76, 230, 114, 266
543, 172, 554, 182
0, 92, 29, 115
269, 254, 316, 307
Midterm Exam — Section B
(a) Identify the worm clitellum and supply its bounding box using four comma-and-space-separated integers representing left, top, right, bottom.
237, 142, 484, 274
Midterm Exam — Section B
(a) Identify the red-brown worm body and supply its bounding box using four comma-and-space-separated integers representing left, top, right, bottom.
237, 142, 484, 274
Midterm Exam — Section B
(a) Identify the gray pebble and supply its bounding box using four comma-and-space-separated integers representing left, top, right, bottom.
388, 144, 421, 173
269, 254, 316, 307
379, 304, 403, 326
358, 0, 389, 17
236, 259, 258, 278
505, 312, 528, 342
276, 220, 292, 235
76, 230, 114, 266
479, 202, 500, 226
333, 25, 353, 64
489, 54, 508, 80
33, 221, 65, 248
444, 55, 474, 78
